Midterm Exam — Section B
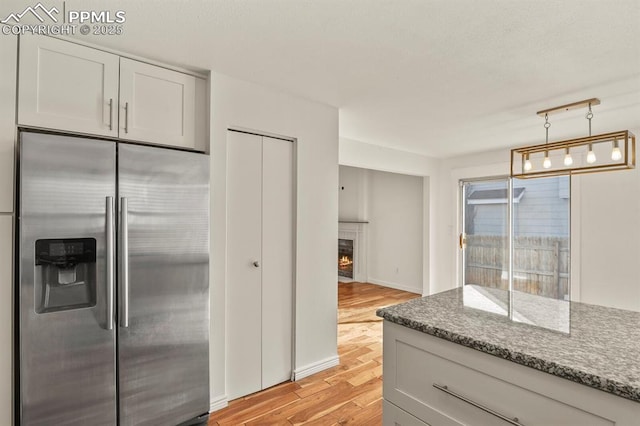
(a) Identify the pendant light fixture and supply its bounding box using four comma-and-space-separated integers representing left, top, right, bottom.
511, 98, 636, 178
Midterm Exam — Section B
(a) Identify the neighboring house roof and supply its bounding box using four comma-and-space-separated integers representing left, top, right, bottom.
468, 188, 525, 204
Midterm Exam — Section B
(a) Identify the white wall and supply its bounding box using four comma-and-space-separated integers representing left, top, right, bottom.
367, 170, 424, 293
0, 216, 13, 424
340, 137, 438, 176
577, 169, 640, 311
0, 31, 17, 426
210, 72, 339, 407
338, 166, 367, 221
434, 148, 640, 311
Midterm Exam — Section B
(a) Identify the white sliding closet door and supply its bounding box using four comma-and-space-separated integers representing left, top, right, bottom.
227, 131, 263, 400
262, 138, 294, 389
226, 131, 294, 400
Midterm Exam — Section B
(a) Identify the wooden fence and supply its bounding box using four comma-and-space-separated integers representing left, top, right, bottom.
465, 235, 569, 299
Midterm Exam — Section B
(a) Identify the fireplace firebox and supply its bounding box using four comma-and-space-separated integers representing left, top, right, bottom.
338, 239, 354, 278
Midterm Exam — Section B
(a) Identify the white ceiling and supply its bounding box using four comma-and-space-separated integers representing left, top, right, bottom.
3, 0, 640, 158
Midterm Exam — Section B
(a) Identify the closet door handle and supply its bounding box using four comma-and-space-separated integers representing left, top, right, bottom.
253, 261, 260, 268
433, 384, 522, 425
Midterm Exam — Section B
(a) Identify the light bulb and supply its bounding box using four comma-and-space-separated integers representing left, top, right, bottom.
564, 148, 573, 166
543, 152, 551, 169
586, 144, 596, 164
611, 148, 622, 161
523, 154, 532, 171
611, 139, 622, 161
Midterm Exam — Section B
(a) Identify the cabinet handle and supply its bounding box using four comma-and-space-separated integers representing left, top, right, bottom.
433, 383, 523, 425
124, 102, 129, 134
253, 261, 260, 268
108, 99, 113, 131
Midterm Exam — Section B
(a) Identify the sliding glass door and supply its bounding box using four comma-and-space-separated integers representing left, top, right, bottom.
460, 176, 570, 300
460, 178, 510, 291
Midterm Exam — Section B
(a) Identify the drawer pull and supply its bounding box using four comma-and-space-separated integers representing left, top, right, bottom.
433, 383, 523, 425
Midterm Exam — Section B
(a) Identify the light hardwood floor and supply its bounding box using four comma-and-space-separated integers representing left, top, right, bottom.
209, 282, 420, 425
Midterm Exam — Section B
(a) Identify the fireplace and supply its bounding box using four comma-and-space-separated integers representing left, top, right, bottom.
338, 239, 354, 278
338, 222, 367, 282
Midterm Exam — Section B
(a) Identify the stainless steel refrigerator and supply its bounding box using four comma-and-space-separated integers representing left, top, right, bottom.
17, 131, 210, 426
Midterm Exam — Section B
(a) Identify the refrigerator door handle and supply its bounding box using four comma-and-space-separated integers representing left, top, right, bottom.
106, 197, 115, 330
120, 197, 130, 328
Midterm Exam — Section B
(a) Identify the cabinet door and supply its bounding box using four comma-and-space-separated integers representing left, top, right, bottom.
18, 35, 119, 138
119, 58, 196, 149
0, 33, 17, 213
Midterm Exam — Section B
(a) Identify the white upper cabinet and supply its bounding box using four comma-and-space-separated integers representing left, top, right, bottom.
17, 36, 206, 151
18, 35, 119, 138
119, 58, 196, 149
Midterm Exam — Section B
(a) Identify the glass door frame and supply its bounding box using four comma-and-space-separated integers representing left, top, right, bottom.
458, 175, 513, 292
459, 175, 572, 301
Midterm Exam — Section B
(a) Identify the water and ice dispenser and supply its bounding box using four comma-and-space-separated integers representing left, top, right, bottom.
34, 238, 97, 313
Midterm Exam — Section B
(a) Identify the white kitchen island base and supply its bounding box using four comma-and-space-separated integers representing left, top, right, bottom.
382, 321, 639, 425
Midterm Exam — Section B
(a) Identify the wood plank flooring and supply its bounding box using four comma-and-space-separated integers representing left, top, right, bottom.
209, 282, 420, 425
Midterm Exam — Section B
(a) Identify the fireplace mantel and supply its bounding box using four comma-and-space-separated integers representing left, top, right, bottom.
338, 222, 368, 283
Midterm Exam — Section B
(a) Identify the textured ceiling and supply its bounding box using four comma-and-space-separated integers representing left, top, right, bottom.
3, 0, 639, 158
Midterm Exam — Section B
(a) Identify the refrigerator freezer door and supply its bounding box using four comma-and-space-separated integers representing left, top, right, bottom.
118, 144, 210, 426
19, 132, 117, 425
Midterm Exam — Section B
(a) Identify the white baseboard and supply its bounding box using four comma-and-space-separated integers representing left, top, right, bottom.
368, 278, 421, 294
209, 394, 228, 412
293, 355, 340, 381
209, 356, 340, 410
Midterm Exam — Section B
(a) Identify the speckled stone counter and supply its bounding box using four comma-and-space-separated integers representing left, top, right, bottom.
376, 285, 640, 403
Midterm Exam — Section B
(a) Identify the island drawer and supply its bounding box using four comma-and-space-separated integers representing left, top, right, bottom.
383, 400, 429, 426
382, 322, 631, 426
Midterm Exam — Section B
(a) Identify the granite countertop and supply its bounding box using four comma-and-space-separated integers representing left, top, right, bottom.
376, 285, 640, 403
